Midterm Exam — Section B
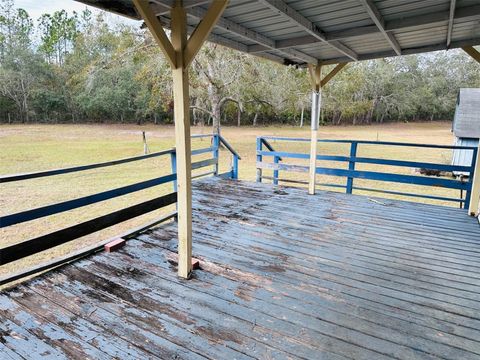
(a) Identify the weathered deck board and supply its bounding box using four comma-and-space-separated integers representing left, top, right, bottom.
1, 177, 480, 359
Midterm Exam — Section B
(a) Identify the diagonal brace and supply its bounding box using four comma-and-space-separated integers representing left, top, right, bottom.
184, 1, 228, 66
133, 0, 177, 68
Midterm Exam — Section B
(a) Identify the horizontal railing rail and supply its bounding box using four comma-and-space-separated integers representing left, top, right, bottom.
0, 148, 176, 183
0, 134, 240, 267
256, 136, 477, 208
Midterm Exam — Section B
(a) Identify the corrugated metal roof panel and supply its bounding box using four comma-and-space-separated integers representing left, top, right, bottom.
75, 0, 480, 66
452, 137, 478, 176
453, 88, 480, 138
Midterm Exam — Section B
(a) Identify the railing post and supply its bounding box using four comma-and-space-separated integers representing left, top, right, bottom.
256, 137, 263, 183
273, 156, 279, 185
170, 151, 177, 193
346, 142, 357, 194
231, 154, 239, 179
213, 134, 220, 176
468, 146, 480, 216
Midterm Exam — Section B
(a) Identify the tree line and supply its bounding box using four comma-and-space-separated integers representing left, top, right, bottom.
0, 0, 479, 127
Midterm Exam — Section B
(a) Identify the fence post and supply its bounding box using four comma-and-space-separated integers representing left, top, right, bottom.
256, 138, 263, 183
468, 146, 480, 216
170, 151, 177, 193
232, 154, 239, 179
273, 156, 279, 185
346, 142, 357, 194
213, 134, 220, 176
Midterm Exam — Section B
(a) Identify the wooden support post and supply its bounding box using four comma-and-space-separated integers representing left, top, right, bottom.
256, 138, 263, 183
171, 4, 192, 279
133, 0, 228, 278
308, 64, 322, 195
170, 151, 177, 192
346, 142, 357, 194
213, 134, 220, 175
463, 46, 479, 216
307, 62, 348, 195
232, 154, 239, 179
468, 146, 480, 216
273, 156, 279, 185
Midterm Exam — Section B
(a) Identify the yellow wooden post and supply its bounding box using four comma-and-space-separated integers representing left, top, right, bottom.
462, 46, 480, 216
308, 64, 322, 195
469, 145, 480, 216
133, 0, 227, 278
170, 4, 193, 278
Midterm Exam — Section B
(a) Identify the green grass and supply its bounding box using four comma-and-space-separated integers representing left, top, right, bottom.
0, 121, 459, 277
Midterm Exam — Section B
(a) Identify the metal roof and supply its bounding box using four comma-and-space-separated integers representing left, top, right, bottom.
453, 88, 480, 138
76, 0, 480, 66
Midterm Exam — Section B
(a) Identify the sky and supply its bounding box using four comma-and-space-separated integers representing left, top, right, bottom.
14, 0, 139, 26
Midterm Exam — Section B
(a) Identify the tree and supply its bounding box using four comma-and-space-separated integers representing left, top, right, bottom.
38, 10, 78, 65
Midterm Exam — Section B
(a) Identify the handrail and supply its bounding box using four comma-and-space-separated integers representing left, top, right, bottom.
259, 136, 478, 150
260, 138, 282, 160
1, 173, 177, 228
256, 150, 473, 173
256, 136, 477, 208
0, 193, 177, 266
1, 134, 241, 267
0, 211, 177, 287
219, 135, 241, 160
0, 148, 175, 183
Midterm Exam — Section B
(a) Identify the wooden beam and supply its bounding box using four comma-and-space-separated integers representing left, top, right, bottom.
359, 0, 401, 56
308, 64, 321, 92
258, 0, 358, 61
307, 64, 322, 195
171, 3, 193, 279
132, 0, 176, 68
157, 14, 288, 65
321, 63, 347, 87
447, 0, 457, 48
469, 145, 480, 216
184, 0, 228, 66
463, 46, 480, 63
151, 0, 210, 15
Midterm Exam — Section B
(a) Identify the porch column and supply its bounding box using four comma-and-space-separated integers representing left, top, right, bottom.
307, 62, 347, 195
133, 0, 228, 278
462, 46, 480, 216
469, 145, 480, 216
308, 64, 322, 195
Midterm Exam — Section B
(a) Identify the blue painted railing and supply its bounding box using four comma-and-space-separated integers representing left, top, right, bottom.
256, 136, 477, 208
0, 134, 240, 265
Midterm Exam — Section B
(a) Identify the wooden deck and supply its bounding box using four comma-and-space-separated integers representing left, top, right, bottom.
1, 177, 480, 359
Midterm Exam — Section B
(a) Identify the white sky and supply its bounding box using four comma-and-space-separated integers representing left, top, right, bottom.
14, 0, 139, 26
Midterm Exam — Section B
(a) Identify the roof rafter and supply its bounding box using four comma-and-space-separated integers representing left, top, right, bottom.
248, 5, 480, 54
321, 37, 480, 65
447, 0, 456, 48
156, 15, 287, 65
151, 0, 318, 64
358, 0, 401, 56
258, 0, 358, 61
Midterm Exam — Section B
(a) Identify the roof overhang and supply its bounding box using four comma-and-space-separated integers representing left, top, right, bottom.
75, 0, 480, 66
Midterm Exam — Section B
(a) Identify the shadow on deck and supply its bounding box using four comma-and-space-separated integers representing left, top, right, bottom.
1, 177, 480, 359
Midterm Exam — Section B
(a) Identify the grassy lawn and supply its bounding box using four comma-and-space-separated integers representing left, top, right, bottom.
0, 121, 461, 278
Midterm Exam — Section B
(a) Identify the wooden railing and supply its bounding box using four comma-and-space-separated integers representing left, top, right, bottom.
0, 134, 240, 268
256, 136, 478, 209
